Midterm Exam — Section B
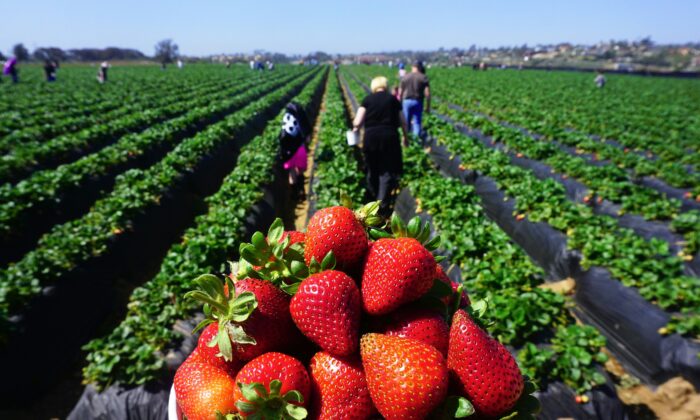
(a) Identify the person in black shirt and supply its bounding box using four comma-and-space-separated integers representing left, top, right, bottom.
44, 60, 56, 82
353, 76, 409, 217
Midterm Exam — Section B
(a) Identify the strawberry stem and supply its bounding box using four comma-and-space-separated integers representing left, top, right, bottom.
235, 380, 308, 420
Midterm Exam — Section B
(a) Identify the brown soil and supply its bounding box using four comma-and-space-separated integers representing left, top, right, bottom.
617, 377, 700, 419
538, 277, 576, 295
294, 76, 329, 230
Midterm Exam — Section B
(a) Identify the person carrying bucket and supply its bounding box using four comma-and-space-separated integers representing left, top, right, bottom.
352, 76, 409, 218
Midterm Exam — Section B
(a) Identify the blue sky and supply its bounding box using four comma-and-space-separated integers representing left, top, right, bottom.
3, 0, 699, 56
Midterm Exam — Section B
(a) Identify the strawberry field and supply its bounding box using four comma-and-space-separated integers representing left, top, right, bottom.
0, 64, 699, 419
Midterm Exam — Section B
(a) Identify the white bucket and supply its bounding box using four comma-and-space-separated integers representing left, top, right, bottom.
168, 384, 182, 420
346, 130, 359, 146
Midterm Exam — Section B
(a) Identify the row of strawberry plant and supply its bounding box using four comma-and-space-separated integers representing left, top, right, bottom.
428, 67, 700, 163
0, 66, 152, 128
433, 102, 700, 256
424, 114, 700, 337
0, 69, 300, 243
427, 68, 700, 188
0, 70, 276, 183
0, 68, 320, 339
340, 69, 610, 395
0, 68, 243, 154
311, 71, 366, 208
81, 67, 328, 388
0, 65, 199, 125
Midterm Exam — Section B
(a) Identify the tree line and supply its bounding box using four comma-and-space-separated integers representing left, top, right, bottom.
1, 43, 147, 62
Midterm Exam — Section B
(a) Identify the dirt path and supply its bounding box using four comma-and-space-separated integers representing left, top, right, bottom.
294, 76, 329, 230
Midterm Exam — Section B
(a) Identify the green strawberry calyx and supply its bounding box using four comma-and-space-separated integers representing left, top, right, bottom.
235, 380, 308, 420
185, 274, 258, 362
237, 218, 307, 289
340, 193, 384, 228
370, 214, 443, 257
432, 395, 475, 419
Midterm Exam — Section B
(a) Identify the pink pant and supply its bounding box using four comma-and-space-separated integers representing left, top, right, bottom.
283, 145, 308, 171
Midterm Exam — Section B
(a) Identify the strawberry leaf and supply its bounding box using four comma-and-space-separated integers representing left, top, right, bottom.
267, 218, 285, 244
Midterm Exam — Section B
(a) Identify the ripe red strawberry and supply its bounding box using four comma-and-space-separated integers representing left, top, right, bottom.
290, 270, 361, 356
196, 322, 243, 376
360, 333, 448, 420
381, 307, 450, 357
174, 356, 237, 420
305, 206, 368, 271
361, 237, 436, 315
448, 309, 524, 417
233, 278, 296, 361
233, 352, 311, 417
309, 351, 376, 420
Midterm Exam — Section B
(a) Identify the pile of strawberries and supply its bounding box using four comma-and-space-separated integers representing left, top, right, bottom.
174, 202, 540, 419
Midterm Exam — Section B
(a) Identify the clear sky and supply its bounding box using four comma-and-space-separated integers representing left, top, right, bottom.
3, 0, 699, 56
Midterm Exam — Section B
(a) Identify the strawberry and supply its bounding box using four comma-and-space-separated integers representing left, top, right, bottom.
290, 270, 361, 356
233, 278, 297, 361
186, 275, 295, 364
448, 309, 524, 417
174, 355, 237, 420
305, 206, 368, 271
309, 351, 376, 420
361, 237, 436, 315
360, 333, 448, 419
196, 322, 243, 376
233, 352, 311, 418
381, 307, 450, 357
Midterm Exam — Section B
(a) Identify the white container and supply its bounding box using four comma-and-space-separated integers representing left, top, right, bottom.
346, 129, 359, 146
168, 384, 182, 420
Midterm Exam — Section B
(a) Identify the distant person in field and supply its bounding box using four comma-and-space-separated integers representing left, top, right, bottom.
353, 76, 409, 218
3, 57, 19, 83
177, 59, 183, 69
399, 61, 431, 143
595, 71, 606, 88
97, 61, 110, 83
279, 102, 311, 199
398, 62, 406, 79
44, 60, 57, 82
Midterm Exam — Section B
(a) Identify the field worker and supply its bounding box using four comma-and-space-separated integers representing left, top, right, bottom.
353, 76, 409, 218
279, 102, 311, 200
44, 60, 57, 82
398, 62, 406, 79
97, 61, 109, 83
399, 60, 431, 142
595, 71, 606, 88
4, 57, 19, 83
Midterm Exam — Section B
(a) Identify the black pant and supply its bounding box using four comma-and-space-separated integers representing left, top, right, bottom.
366, 170, 398, 217
363, 127, 402, 218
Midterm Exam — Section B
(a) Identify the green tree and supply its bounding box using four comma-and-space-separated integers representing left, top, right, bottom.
12, 43, 29, 61
154, 39, 179, 64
